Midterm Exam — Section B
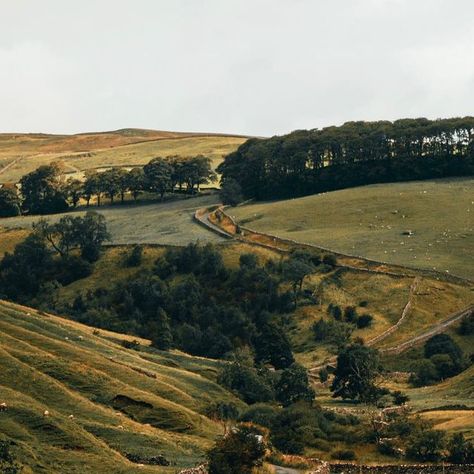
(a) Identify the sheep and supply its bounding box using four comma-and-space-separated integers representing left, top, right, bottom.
43, 410, 50, 417
0, 402, 7, 412
68, 414, 75, 420
117, 425, 124, 430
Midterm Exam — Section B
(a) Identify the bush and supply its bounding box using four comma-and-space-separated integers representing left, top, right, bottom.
121, 339, 140, 350
356, 314, 373, 329
406, 427, 445, 462
410, 359, 439, 386
319, 367, 329, 383
344, 306, 358, 323
392, 390, 409, 406
330, 449, 356, 460
458, 311, 474, 336
322, 254, 337, 267
207, 424, 267, 474
124, 245, 143, 267
239, 404, 279, 428
313, 318, 353, 349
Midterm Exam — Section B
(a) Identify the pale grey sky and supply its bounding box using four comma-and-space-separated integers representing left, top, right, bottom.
1, 0, 473, 136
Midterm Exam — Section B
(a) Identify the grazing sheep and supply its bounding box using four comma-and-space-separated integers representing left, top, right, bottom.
43, 410, 50, 417
0, 402, 7, 412
68, 414, 74, 419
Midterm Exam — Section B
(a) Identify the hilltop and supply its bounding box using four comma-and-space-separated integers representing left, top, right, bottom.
0, 128, 248, 183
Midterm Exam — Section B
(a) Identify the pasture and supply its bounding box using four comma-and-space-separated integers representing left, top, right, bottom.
0, 194, 224, 247
230, 178, 474, 280
0, 299, 241, 473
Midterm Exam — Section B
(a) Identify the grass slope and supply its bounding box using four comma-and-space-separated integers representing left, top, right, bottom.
0, 129, 247, 183
0, 300, 244, 473
0, 194, 224, 247
230, 178, 474, 280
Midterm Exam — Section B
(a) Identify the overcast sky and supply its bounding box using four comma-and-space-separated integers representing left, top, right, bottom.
1, 0, 473, 136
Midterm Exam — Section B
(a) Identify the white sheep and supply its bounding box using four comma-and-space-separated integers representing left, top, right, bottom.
0, 402, 7, 412
43, 410, 50, 417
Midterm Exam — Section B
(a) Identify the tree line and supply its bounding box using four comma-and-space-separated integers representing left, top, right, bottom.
0, 155, 216, 216
218, 117, 474, 200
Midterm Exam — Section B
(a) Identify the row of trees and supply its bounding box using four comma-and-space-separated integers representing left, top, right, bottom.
0, 155, 216, 216
218, 117, 474, 200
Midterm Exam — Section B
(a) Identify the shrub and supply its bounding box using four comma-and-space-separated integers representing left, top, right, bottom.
239, 404, 279, 428
319, 367, 329, 383
322, 254, 337, 267
207, 424, 267, 474
392, 390, 409, 406
344, 306, 358, 323
124, 245, 143, 267
331, 449, 356, 460
458, 311, 474, 336
356, 314, 373, 329
406, 427, 445, 462
121, 339, 140, 350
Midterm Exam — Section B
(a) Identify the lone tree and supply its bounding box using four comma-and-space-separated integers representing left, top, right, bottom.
331, 342, 383, 403
282, 253, 315, 304
207, 423, 267, 474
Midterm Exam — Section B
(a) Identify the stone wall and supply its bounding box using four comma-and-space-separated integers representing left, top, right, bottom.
329, 463, 474, 474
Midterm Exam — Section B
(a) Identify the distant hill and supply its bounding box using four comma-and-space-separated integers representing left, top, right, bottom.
0, 128, 249, 182
0, 300, 240, 473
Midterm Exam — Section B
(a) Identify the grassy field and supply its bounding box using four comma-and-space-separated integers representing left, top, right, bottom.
0, 194, 224, 247
230, 178, 474, 280
0, 129, 247, 182
0, 299, 244, 473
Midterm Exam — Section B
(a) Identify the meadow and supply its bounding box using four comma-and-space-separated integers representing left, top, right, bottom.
230, 178, 474, 280
0, 194, 224, 247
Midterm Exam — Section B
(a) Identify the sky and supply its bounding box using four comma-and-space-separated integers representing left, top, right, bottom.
1, 0, 474, 137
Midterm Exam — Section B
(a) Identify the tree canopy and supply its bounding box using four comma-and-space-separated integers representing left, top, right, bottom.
218, 117, 474, 200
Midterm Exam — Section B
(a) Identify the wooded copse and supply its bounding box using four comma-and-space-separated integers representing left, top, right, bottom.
218, 117, 474, 200
0, 155, 216, 216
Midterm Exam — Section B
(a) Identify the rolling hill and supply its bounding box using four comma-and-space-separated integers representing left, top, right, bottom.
0, 299, 242, 473
229, 178, 474, 280
0, 129, 248, 183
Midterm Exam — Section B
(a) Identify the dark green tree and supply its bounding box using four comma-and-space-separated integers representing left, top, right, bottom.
0, 186, 21, 217
149, 309, 173, 350
207, 424, 267, 474
220, 178, 243, 206
144, 158, 172, 200
65, 178, 83, 208
19, 163, 68, 214
331, 343, 382, 403
275, 363, 315, 407
127, 167, 145, 201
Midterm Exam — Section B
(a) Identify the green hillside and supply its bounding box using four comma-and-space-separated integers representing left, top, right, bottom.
0, 194, 223, 247
0, 300, 240, 473
230, 178, 474, 280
